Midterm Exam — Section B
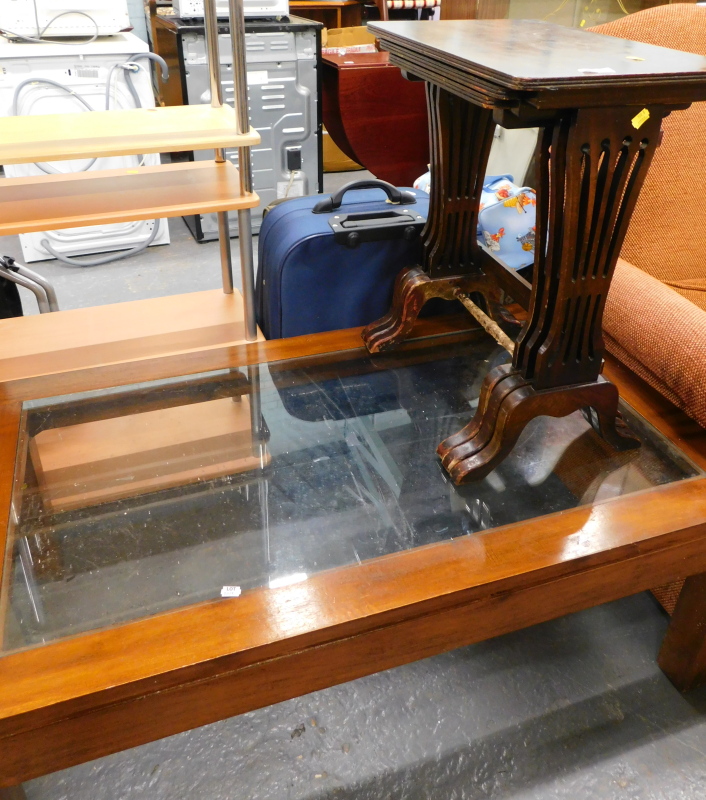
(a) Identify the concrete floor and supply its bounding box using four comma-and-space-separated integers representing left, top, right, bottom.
6, 176, 706, 800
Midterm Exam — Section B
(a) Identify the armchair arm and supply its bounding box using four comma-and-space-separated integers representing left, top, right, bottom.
604, 258, 706, 428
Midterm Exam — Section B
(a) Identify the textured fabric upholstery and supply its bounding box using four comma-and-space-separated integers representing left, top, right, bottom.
592, 5, 706, 306
590, 6, 706, 426
604, 259, 706, 427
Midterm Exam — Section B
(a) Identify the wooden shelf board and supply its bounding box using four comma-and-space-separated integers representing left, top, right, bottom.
0, 161, 259, 236
0, 289, 263, 383
0, 105, 259, 165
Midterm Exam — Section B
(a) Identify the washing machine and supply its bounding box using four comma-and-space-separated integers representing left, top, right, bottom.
0, 0, 131, 38
0, 31, 170, 263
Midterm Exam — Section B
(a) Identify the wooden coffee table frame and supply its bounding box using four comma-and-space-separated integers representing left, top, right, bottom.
1, 318, 706, 793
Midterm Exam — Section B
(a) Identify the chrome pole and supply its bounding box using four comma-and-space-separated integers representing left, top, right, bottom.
203, 0, 223, 109
204, 0, 235, 294
229, 0, 257, 341
0, 263, 53, 314
247, 363, 264, 459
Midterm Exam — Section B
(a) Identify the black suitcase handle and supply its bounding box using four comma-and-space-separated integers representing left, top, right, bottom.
312, 179, 417, 214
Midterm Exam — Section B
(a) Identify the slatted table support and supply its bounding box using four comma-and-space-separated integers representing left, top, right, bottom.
361, 19, 706, 483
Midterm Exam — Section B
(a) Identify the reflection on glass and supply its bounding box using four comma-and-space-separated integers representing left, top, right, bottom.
2, 334, 699, 652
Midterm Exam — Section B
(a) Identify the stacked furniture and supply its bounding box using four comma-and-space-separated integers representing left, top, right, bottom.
359, 18, 706, 485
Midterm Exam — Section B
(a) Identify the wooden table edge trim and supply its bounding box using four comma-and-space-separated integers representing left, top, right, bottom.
0, 476, 705, 736
1, 480, 706, 783
0, 404, 22, 655
0, 317, 479, 403
367, 23, 706, 93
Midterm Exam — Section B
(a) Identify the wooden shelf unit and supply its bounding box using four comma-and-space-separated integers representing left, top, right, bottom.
0, 104, 259, 166
0, 0, 261, 401
0, 161, 259, 236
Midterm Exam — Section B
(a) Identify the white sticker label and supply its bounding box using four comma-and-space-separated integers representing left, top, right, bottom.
221, 585, 242, 597
577, 67, 616, 75
247, 71, 269, 85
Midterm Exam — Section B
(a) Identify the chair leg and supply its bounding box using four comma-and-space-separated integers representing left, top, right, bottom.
658, 572, 706, 691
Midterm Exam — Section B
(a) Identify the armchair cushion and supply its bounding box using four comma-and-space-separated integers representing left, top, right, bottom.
604, 258, 706, 428
592, 6, 706, 299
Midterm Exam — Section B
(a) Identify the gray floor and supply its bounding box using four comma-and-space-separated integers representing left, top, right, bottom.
6, 175, 706, 800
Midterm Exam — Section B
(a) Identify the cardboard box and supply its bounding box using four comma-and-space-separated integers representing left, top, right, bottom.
322, 26, 377, 49
323, 127, 363, 173
321, 28, 373, 173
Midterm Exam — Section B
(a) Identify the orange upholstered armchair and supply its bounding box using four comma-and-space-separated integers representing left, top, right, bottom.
592, 4, 706, 429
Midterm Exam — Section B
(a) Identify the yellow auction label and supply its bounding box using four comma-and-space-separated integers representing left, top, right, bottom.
631, 108, 650, 129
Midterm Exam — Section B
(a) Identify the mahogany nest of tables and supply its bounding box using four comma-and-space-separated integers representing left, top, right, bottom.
360, 19, 706, 483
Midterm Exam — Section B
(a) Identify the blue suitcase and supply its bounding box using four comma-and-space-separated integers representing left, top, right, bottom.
256, 179, 429, 339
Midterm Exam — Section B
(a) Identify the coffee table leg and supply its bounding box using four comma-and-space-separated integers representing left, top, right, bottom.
659, 573, 706, 691
0, 785, 27, 800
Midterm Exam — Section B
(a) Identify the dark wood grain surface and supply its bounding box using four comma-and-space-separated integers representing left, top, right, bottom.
659, 572, 706, 691
362, 16, 706, 482
369, 19, 706, 90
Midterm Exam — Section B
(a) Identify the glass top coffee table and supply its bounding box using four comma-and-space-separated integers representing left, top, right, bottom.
1, 323, 706, 789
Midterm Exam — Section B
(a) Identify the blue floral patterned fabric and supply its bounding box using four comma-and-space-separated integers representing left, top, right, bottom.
478, 175, 537, 270
413, 172, 537, 270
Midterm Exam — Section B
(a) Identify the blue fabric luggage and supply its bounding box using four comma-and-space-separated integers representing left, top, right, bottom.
256, 180, 429, 339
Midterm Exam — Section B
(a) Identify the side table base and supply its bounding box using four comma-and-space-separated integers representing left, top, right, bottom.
438, 366, 640, 484
361, 266, 498, 353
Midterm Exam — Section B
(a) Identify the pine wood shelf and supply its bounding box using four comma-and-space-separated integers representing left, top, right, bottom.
0, 105, 259, 165
0, 289, 263, 383
0, 161, 259, 236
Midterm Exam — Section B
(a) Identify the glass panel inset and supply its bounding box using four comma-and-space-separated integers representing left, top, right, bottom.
2, 334, 699, 652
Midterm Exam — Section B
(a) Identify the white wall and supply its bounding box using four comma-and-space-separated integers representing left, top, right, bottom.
127, 0, 149, 43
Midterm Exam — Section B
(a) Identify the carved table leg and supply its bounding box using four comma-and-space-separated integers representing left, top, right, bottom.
439, 375, 639, 483
361, 86, 497, 353
658, 573, 706, 691
362, 266, 498, 354
440, 105, 669, 482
